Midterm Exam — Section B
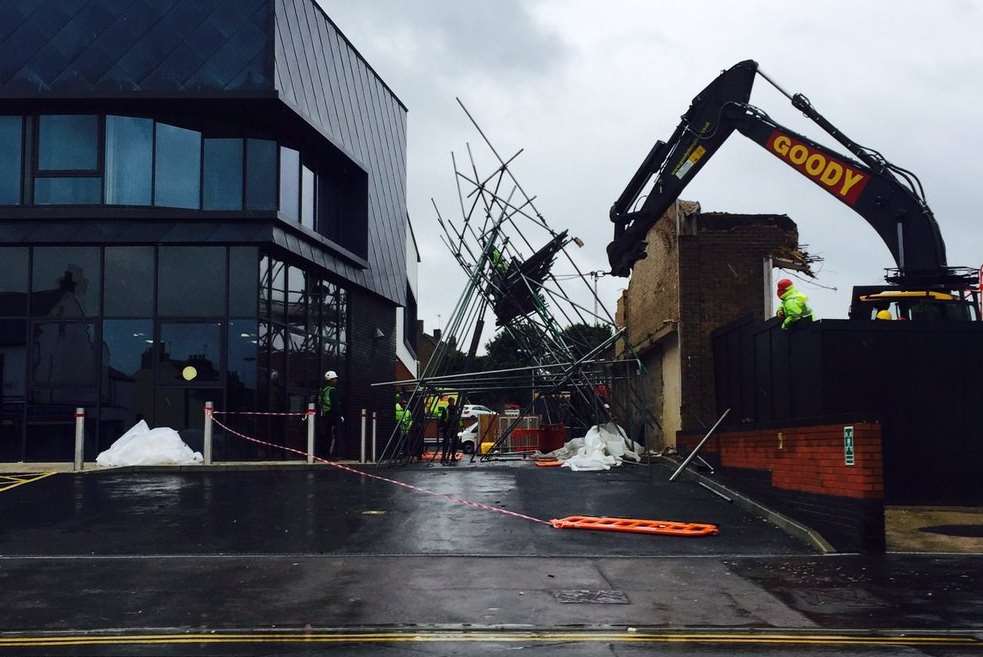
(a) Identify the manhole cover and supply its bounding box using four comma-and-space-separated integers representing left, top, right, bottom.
552, 589, 630, 604
920, 524, 983, 538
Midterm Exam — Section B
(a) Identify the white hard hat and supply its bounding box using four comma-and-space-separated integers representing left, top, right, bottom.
324, 370, 338, 380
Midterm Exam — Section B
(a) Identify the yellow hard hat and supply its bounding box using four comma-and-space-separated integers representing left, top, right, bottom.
875, 310, 892, 320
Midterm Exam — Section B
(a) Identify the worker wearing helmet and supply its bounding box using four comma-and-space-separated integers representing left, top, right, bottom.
775, 278, 814, 330
875, 310, 893, 320
319, 371, 343, 456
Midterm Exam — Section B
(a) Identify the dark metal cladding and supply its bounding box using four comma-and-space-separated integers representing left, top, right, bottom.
0, 0, 408, 305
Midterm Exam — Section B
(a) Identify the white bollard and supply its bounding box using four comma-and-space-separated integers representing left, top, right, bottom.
73, 407, 85, 471
306, 403, 316, 464
371, 411, 377, 463
203, 401, 213, 465
360, 408, 367, 464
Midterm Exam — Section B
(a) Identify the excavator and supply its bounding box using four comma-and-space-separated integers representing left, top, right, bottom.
607, 60, 980, 321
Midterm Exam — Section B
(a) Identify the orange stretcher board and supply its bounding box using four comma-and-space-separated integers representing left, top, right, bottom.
550, 515, 719, 537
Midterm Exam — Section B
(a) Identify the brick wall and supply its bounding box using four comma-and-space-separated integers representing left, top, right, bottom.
677, 214, 798, 431
678, 421, 885, 551
344, 287, 397, 459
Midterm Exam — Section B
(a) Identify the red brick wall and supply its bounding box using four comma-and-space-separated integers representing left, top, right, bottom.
678, 421, 884, 500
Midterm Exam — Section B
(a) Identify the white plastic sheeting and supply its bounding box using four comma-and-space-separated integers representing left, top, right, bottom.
95, 420, 203, 467
541, 422, 643, 471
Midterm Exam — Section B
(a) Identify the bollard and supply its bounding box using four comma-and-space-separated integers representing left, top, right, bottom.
73, 407, 85, 471
371, 411, 377, 463
306, 403, 316, 464
360, 409, 367, 464
203, 401, 213, 465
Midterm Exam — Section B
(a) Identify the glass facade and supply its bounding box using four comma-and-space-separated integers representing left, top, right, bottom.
0, 246, 349, 462
38, 115, 99, 171
0, 116, 22, 205
105, 116, 153, 205
203, 138, 244, 210
154, 122, 201, 209
0, 113, 369, 257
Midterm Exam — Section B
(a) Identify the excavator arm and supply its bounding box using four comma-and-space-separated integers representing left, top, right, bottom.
608, 60, 948, 280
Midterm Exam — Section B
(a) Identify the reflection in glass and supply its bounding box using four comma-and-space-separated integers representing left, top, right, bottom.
105, 246, 154, 317
32, 247, 101, 318
159, 322, 222, 384
286, 266, 306, 325
31, 321, 98, 403
228, 319, 258, 411
0, 247, 28, 316
158, 246, 225, 317
154, 387, 210, 451
279, 146, 300, 219
229, 247, 258, 317
301, 165, 315, 229
270, 258, 286, 323
105, 115, 153, 205
101, 320, 154, 426
203, 138, 243, 210
0, 319, 26, 401
246, 139, 277, 211
38, 115, 98, 171
0, 116, 22, 205
154, 122, 201, 209
34, 177, 102, 204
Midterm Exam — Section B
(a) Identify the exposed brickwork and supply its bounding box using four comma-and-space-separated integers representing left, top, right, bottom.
678, 421, 885, 551
618, 201, 800, 435
679, 421, 884, 500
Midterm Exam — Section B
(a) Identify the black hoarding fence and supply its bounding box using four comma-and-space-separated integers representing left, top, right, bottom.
712, 316, 983, 504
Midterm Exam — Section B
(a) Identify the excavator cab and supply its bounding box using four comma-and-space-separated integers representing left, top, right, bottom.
849, 287, 980, 321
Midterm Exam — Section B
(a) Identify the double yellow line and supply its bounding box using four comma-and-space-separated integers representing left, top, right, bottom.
0, 630, 977, 649
0, 471, 56, 494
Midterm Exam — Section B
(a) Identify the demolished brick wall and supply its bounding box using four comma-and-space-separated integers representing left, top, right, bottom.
617, 200, 801, 438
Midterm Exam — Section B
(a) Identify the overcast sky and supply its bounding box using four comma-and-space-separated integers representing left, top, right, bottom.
320, 0, 983, 336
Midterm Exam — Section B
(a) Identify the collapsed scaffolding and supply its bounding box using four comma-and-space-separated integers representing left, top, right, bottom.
377, 100, 660, 465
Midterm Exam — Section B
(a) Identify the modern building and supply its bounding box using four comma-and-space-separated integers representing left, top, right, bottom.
0, 0, 409, 461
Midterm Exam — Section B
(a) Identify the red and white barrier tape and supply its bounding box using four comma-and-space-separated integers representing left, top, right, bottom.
211, 411, 308, 417
210, 416, 551, 527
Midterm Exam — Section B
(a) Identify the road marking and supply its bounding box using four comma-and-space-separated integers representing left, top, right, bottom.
0, 631, 978, 649
0, 472, 56, 494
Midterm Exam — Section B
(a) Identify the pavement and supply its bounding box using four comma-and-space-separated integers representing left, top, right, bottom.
1, 461, 981, 656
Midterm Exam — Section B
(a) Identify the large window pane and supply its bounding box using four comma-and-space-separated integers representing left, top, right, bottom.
38, 115, 98, 171
104, 246, 154, 317
34, 177, 101, 205
105, 115, 152, 205
203, 138, 243, 210
158, 247, 225, 317
154, 387, 211, 451
228, 319, 258, 409
31, 321, 98, 402
101, 320, 154, 429
32, 247, 101, 318
0, 247, 28, 316
301, 165, 315, 229
279, 146, 299, 219
0, 319, 26, 402
159, 322, 222, 384
229, 247, 258, 317
245, 139, 277, 210
154, 123, 201, 209
0, 116, 22, 205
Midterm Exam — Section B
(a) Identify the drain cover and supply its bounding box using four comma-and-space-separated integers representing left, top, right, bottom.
920, 524, 983, 538
552, 589, 630, 604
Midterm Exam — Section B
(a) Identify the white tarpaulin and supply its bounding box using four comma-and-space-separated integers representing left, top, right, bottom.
95, 420, 203, 467
539, 422, 643, 471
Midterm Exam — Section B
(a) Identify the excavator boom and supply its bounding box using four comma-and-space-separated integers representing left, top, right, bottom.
608, 60, 949, 282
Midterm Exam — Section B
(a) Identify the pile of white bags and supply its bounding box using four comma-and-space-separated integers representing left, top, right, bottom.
95, 420, 203, 467
540, 422, 643, 471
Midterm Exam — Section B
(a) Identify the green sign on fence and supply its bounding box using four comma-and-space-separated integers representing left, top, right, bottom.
843, 426, 855, 466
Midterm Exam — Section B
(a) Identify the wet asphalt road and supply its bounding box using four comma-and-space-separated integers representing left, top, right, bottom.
0, 464, 981, 656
